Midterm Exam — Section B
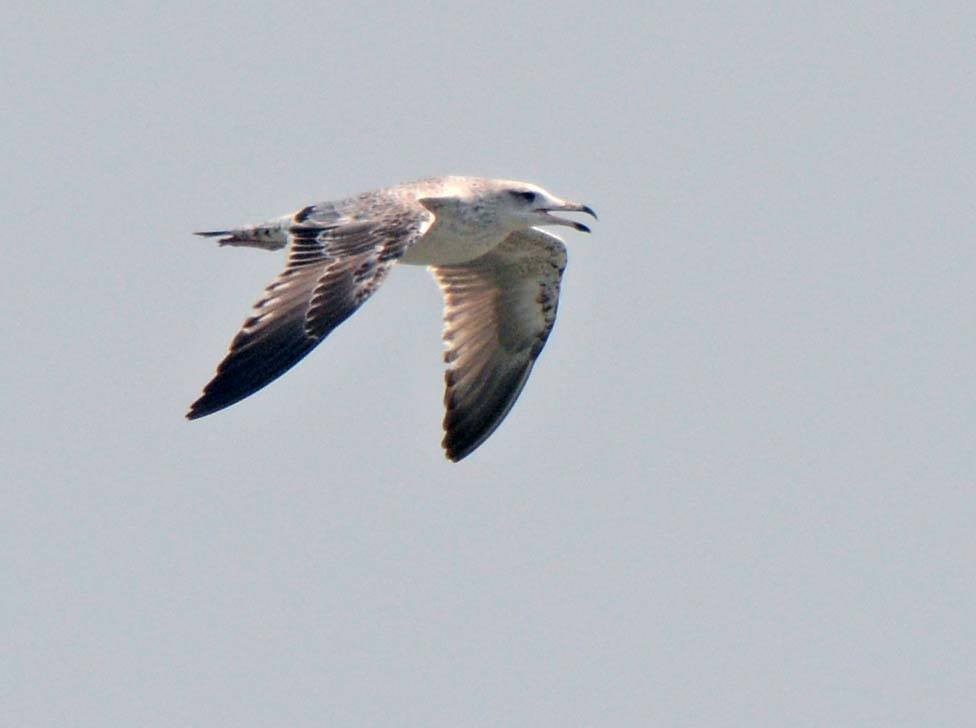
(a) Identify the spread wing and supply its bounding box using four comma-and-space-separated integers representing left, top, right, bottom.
187, 199, 433, 419
431, 228, 567, 461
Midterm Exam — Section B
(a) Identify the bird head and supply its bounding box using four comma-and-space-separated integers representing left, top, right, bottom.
494, 181, 598, 233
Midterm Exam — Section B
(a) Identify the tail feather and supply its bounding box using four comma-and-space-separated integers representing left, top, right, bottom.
193, 227, 287, 251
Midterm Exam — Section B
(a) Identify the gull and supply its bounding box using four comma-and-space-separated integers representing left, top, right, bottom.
187, 176, 596, 461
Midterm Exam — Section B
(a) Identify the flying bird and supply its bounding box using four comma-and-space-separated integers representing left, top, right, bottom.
187, 176, 596, 461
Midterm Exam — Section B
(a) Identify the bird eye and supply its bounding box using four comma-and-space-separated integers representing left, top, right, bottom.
509, 190, 537, 204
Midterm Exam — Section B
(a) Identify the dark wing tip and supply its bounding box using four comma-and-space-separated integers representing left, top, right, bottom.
185, 400, 209, 420
441, 403, 475, 462
184, 329, 320, 423
184, 391, 228, 421
440, 365, 535, 463
184, 376, 266, 421
442, 437, 471, 463
194, 230, 231, 237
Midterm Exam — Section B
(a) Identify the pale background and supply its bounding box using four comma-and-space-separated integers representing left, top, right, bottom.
3, 2, 974, 726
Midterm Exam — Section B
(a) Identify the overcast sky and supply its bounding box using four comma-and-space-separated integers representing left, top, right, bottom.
3, 2, 974, 726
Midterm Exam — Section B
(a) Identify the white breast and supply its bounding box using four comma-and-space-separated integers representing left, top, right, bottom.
400, 205, 512, 266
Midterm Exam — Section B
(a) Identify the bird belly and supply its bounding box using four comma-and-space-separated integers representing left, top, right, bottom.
400, 224, 506, 266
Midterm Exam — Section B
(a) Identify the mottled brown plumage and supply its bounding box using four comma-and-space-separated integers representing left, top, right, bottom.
188, 176, 595, 461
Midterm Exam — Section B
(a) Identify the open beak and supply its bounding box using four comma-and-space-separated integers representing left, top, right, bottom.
538, 201, 598, 233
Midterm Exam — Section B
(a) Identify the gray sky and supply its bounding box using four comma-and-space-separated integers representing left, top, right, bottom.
3, 2, 974, 726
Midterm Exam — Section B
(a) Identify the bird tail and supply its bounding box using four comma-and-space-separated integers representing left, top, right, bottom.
193, 226, 286, 251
